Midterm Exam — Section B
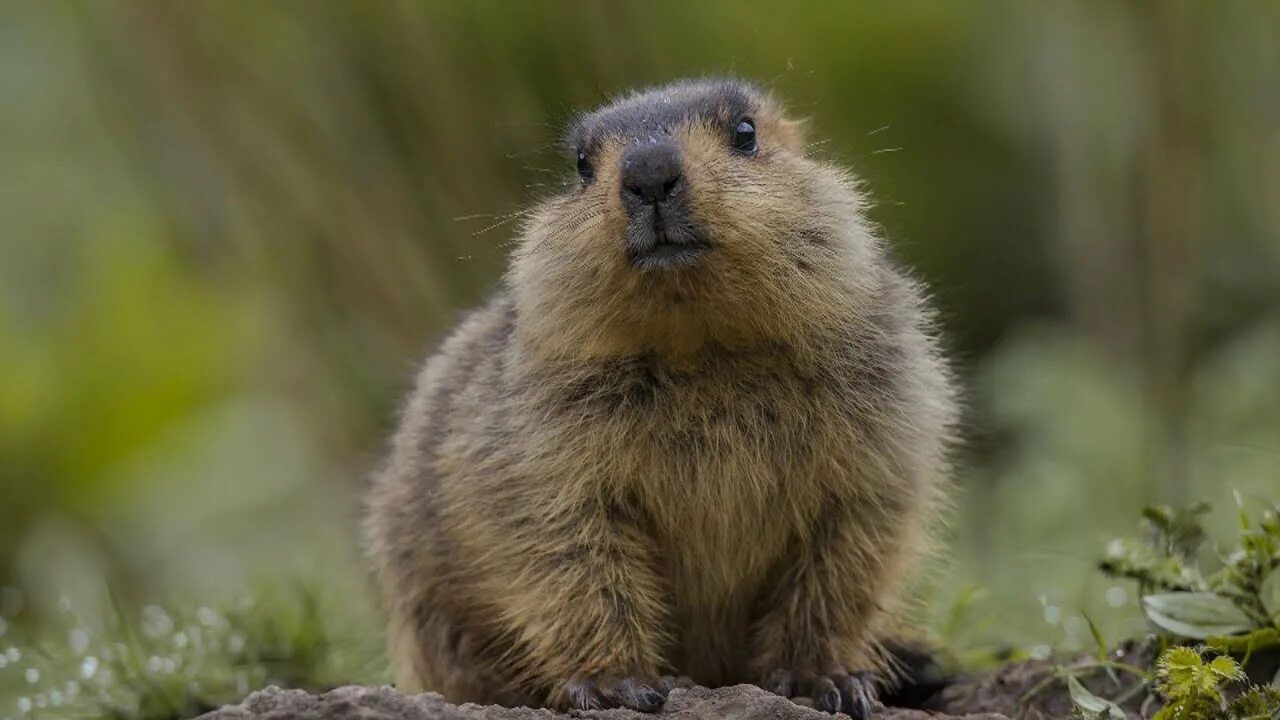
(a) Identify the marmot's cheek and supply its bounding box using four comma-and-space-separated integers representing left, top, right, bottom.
605, 208, 634, 262
682, 183, 718, 233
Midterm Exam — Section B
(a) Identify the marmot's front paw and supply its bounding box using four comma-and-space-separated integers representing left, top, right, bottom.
564, 674, 670, 712
762, 668, 877, 719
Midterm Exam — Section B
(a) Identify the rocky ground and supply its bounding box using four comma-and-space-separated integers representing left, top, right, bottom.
196, 652, 1159, 720
197, 684, 1011, 720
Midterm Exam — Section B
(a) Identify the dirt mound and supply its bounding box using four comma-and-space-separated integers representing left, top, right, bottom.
197, 683, 1012, 720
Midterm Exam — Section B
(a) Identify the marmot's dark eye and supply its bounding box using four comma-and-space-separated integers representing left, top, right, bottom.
576, 150, 595, 184
731, 119, 757, 155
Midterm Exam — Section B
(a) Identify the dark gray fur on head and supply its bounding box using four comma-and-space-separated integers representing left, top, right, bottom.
567, 78, 762, 154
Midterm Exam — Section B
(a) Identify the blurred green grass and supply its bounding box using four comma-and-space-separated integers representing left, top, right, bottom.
1, 0, 1278, 693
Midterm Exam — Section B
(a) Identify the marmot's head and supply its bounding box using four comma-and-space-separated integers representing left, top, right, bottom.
509, 78, 881, 362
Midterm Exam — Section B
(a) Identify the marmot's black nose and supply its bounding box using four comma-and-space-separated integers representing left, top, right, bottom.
621, 141, 683, 206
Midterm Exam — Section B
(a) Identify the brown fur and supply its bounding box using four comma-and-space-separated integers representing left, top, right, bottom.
363, 78, 957, 710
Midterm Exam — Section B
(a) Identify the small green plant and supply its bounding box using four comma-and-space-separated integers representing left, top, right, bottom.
0, 583, 381, 720
1228, 685, 1280, 720
1152, 646, 1244, 719
1101, 499, 1280, 649
1057, 498, 1280, 719
1142, 644, 1280, 720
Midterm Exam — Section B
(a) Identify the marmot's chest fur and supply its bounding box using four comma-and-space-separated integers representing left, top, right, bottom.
537, 346, 836, 583
445, 323, 904, 684
364, 78, 956, 719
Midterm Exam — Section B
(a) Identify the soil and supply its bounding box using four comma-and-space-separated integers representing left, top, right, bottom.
193, 644, 1278, 720
196, 683, 1011, 720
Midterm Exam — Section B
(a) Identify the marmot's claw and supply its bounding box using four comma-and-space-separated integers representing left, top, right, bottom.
618, 677, 667, 712
565, 675, 668, 712
812, 675, 841, 713
657, 674, 696, 693
565, 676, 605, 710
764, 668, 794, 697
760, 668, 878, 719
837, 672, 876, 719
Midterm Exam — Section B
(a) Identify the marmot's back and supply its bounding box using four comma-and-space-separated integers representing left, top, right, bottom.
363, 78, 956, 719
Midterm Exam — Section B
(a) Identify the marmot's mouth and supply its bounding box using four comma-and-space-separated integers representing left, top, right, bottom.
626, 213, 710, 271
634, 237, 711, 270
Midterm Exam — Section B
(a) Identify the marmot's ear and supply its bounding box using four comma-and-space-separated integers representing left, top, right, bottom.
775, 117, 809, 154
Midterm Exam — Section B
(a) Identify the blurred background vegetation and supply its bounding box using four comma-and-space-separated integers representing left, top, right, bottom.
2, 0, 1279, 704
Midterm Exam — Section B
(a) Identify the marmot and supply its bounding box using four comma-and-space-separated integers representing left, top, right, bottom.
364, 78, 957, 718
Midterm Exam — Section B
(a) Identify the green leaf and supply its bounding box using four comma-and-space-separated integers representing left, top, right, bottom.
1157, 646, 1205, 695
1205, 655, 1244, 681
1068, 675, 1125, 719
1143, 592, 1255, 639
1261, 566, 1280, 625
1144, 506, 1176, 534
1083, 612, 1108, 662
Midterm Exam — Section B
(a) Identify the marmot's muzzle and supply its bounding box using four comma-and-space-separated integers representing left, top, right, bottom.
621, 140, 684, 213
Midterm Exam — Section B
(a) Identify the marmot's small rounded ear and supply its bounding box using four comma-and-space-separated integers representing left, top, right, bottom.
775, 118, 809, 154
